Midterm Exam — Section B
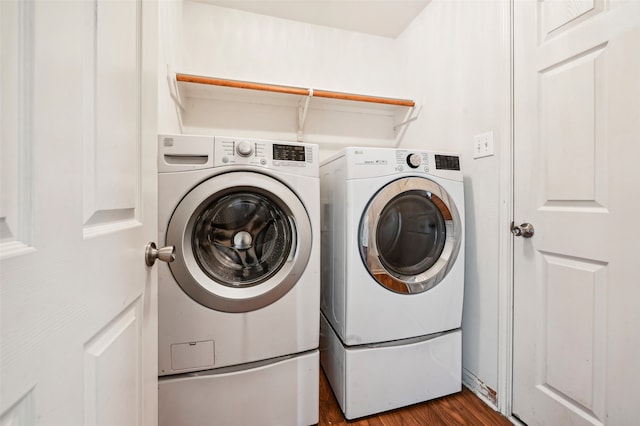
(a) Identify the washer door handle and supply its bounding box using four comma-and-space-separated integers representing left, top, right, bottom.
145, 242, 175, 266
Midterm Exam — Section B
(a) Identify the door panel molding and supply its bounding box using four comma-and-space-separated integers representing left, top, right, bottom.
0, 0, 34, 259
82, 0, 142, 237
539, 253, 607, 420
84, 299, 143, 426
540, 0, 604, 40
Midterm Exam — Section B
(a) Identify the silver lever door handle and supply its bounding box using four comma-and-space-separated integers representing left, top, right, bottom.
145, 242, 175, 266
511, 222, 534, 238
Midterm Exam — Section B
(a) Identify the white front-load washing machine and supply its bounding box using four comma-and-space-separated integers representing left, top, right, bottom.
319, 147, 465, 419
157, 134, 320, 426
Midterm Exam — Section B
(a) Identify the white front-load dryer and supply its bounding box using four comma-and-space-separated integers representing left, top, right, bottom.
157, 135, 320, 426
319, 147, 465, 419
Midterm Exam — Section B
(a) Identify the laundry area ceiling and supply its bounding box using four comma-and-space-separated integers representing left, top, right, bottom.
195, 0, 431, 38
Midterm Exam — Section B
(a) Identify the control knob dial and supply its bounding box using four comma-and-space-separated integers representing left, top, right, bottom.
236, 140, 253, 157
407, 153, 421, 168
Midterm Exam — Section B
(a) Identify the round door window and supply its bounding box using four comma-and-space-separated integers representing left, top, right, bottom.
192, 192, 292, 287
360, 177, 461, 294
167, 172, 312, 313
376, 192, 446, 277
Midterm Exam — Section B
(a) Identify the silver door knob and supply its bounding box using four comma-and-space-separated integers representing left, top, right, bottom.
145, 242, 175, 266
511, 222, 534, 238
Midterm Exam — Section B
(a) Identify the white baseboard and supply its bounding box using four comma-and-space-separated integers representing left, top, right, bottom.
461, 368, 499, 410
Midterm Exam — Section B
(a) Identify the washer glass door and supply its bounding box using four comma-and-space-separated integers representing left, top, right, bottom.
359, 177, 461, 294
167, 172, 312, 312
193, 191, 291, 287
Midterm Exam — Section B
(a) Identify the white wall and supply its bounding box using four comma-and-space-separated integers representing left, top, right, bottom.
180, 3, 402, 98
158, 1, 183, 135
171, 2, 417, 155
160, 0, 509, 405
397, 1, 510, 397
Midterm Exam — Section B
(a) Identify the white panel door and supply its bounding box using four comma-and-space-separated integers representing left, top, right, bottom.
1, 1, 158, 425
513, 1, 640, 425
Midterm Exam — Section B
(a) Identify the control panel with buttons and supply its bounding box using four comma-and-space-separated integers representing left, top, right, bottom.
213, 137, 317, 176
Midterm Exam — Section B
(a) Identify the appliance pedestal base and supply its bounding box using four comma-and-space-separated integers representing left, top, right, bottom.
159, 350, 319, 426
320, 314, 461, 420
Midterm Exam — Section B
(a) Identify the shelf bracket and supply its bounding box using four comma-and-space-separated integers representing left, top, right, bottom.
393, 104, 422, 131
167, 65, 185, 111
297, 88, 313, 142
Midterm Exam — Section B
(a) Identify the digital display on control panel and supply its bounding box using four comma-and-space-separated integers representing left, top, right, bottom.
435, 155, 460, 171
273, 144, 306, 162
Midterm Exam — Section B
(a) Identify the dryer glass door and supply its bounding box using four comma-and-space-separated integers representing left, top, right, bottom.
376, 192, 446, 276
360, 177, 461, 294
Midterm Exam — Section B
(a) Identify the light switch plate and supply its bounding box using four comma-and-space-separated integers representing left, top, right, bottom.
473, 131, 494, 159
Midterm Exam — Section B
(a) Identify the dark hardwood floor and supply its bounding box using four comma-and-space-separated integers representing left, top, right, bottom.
319, 369, 512, 426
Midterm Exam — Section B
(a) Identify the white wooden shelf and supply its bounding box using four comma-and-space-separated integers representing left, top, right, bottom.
169, 71, 420, 142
